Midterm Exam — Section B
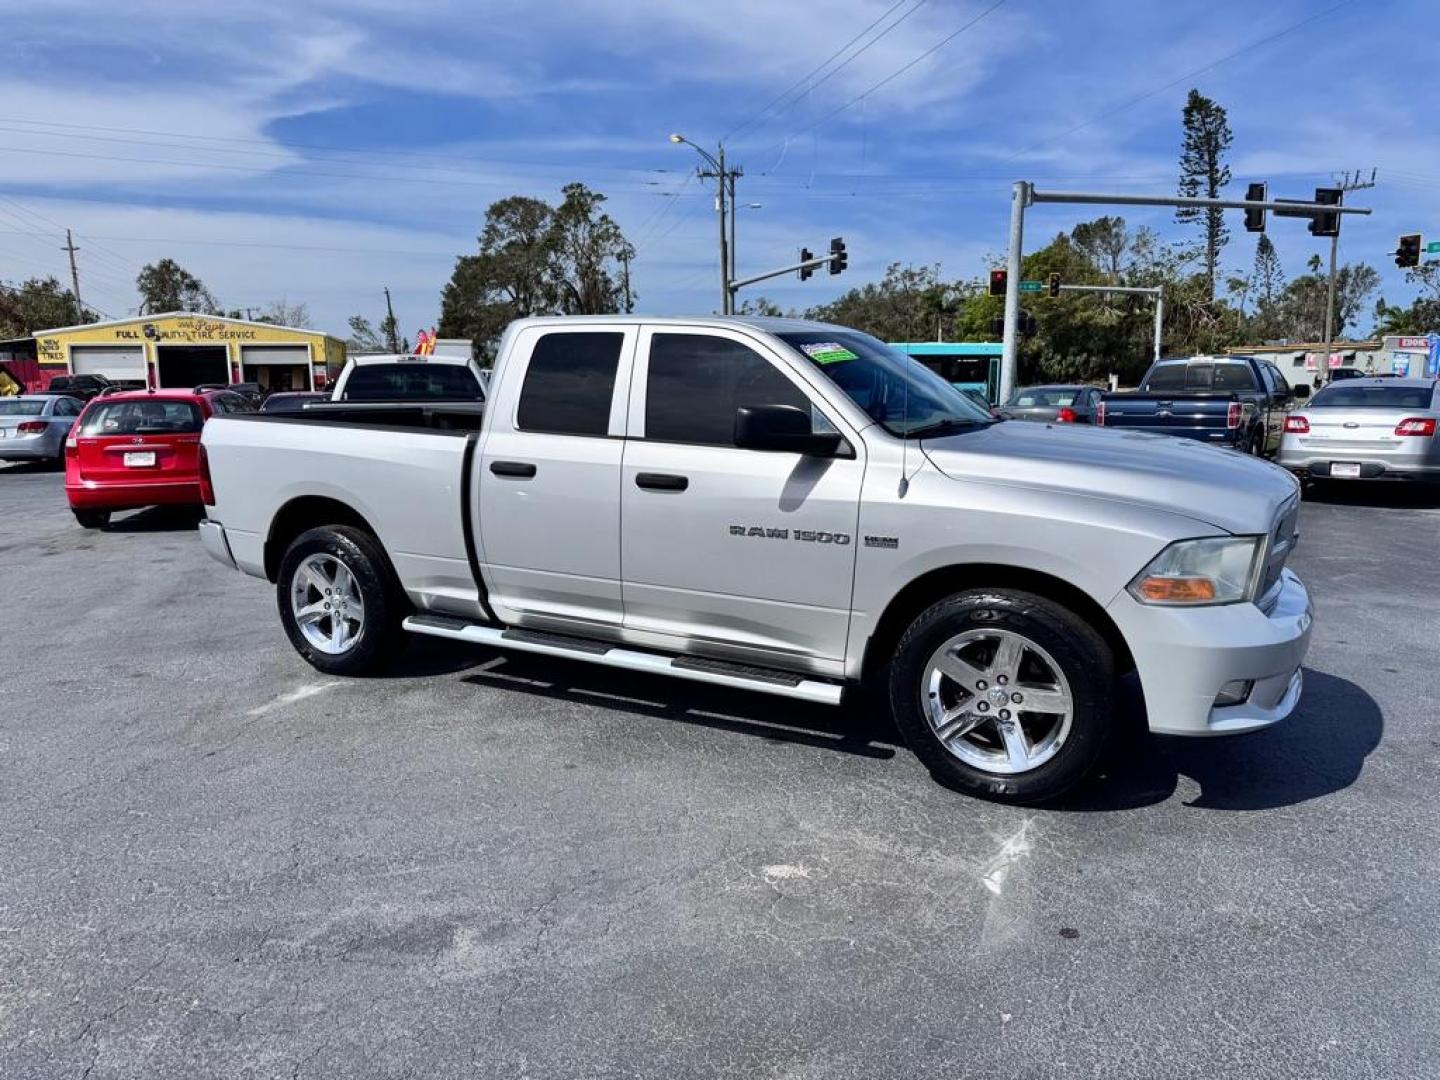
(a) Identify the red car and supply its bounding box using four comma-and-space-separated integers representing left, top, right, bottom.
65, 387, 254, 528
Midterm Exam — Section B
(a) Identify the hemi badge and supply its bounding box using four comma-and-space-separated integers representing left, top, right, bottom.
864, 535, 899, 549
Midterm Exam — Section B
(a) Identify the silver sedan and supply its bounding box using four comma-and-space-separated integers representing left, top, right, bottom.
0, 395, 84, 467
1278, 377, 1440, 481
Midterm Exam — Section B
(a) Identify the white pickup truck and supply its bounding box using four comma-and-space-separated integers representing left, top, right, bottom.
199, 316, 1312, 803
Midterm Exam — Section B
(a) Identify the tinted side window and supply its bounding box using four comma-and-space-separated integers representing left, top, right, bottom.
516, 332, 623, 436
646, 333, 811, 446
55, 398, 80, 416
344, 364, 484, 402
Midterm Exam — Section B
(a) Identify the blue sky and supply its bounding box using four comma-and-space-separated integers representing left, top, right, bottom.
0, 0, 1432, 338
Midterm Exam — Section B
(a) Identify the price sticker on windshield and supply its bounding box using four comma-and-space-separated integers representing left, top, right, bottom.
800, 342, 858, 365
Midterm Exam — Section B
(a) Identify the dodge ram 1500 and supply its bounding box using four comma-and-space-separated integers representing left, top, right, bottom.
199, 316, 1312, 803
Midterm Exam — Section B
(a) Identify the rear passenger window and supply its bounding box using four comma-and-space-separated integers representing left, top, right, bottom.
516, 332, 623, 436
645, 333, 810, 446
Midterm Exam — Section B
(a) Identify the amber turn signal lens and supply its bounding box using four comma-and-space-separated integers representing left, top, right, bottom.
1136, 576, 1217, 603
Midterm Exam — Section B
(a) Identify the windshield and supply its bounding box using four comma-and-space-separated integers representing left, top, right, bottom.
1007, 387, 1076, 408
1144, 361, 1256, 391
342, 362, 484, 401
776, 330, 994, 435
1310, 384, 1435, 409
0, 400, 46, 416
78, 400, 202, 436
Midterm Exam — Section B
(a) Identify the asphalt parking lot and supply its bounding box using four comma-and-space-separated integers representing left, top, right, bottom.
1, 463, 1438, 1079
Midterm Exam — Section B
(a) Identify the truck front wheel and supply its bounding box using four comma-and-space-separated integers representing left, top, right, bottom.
888, 589, 1115, 804
277, 526, 406, 676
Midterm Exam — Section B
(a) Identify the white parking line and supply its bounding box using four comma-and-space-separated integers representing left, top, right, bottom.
246, 682, 341, 717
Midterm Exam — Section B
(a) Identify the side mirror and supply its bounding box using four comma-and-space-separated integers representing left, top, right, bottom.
734, 404, 845, 456
1292, 384, 1310, 400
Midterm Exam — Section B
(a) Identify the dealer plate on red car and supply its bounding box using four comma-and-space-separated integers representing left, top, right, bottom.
1331, 461, 1361, 478
124, 451, 156, 467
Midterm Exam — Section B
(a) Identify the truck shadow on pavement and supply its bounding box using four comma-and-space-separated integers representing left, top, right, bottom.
455, 649, 900, 760
454, 652, 1379, 811
102, 506, 207, 533
1302, 481, 1440, 510
1059, 669, 1382, 812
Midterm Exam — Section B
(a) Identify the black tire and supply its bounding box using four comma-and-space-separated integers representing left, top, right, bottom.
1247, 426, 1266, 456
276, 525, 407, 676
73, 509, 110, 529
888, 589, 1115, 804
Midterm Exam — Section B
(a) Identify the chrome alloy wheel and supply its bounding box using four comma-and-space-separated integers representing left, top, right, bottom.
291, 553, 365, 655
922, 628, 1074, 775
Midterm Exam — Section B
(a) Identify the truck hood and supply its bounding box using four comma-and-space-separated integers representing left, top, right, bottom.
921, 421, 1299, 535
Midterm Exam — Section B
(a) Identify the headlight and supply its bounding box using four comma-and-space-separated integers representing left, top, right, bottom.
1128, 536, 1264, 606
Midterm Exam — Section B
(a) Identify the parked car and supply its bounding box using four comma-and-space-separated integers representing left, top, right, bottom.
46, 374, 119, 401
260, 391, 330, 414
999, 384, 1102, 424
330, 353, 487, 403
65, 387, 253, 528
0, 394, 84, 467
201, 315, 1310, 805
1099, 354, 1297, 455
1278, 377, 1440, 483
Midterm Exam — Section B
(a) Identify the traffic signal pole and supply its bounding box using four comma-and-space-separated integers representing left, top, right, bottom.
998, 185, 1373, 404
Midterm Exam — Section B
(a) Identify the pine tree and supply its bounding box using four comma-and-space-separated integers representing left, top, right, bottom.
1251, 234, 1284, 306
1175, 89, 1233, 299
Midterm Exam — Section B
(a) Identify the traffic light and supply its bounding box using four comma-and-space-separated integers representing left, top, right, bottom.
1309, 187, 1341, 237
1397, 234, 1422, 269
1244, 182, 1267, 232
988, 269, 1007, 296
798, 247, 814, 281
1046, 272, 1061, 298
987, 311, 1037, 338
829, 236, 847, 275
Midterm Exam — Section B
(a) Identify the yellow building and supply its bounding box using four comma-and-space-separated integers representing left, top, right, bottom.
34, 312, 346, 392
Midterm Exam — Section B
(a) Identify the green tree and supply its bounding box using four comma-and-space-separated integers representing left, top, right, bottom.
0, 276, 89, 335
1251, 235, 1285, 306
136, 258, 220, 315
345, 315, 385, 353
1262, 255, 1380, 341
1175, 89, 1233, 298
1372, 262, 1440, 335
548, 183, 635, 315
804, 263, 958, 342
438, 185, 636, 354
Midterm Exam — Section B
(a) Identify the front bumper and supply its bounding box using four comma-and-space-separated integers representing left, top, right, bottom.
1106, 568, 1313, 736
197, 519, 237, 570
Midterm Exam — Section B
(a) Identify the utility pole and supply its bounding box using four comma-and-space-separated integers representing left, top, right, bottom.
669, 134, 739, 314
62, 229, 84, 323
383, 286, 400, 353
1318, 168, 1377, 387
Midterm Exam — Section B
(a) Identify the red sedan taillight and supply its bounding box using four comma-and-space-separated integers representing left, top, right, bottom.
1055, 406, 1077, 423
198, 442, 215, 506
16, 420, 45, 434
1284, 415, 1310, 434
1395, 417, 1437, 437
1226, 401, 1243, 429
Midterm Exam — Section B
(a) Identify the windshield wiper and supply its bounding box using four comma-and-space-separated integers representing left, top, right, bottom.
904, 417, 988, 439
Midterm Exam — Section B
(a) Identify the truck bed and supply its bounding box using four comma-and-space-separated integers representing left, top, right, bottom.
202, 410, 482, 614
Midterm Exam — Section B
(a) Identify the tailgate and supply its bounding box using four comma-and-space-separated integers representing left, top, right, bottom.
1100, 393, 1235, 432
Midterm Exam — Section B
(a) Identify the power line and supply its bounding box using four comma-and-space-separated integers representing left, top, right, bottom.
1003, 0, 1358, 162
0, 227, 456, 257
750, 0, 1011, 159
723, 0, 917, 142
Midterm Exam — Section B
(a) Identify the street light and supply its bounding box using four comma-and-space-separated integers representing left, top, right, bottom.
670, 132, 731, 313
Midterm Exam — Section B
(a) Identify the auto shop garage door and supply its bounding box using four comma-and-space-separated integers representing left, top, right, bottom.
69, 345, 146, 383
240, 344, 312, 391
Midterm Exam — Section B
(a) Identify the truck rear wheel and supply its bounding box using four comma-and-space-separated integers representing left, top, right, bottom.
277, 525, 406, 676
888, 589, 1115, 804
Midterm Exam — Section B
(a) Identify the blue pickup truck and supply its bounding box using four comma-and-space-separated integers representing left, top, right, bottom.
1098, 355, 1301, 456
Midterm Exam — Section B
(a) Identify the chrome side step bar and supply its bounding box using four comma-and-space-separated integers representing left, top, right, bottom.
402, 614, 845, 706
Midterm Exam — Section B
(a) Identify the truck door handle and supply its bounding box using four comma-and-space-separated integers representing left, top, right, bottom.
490, 461, 537, 479
635, 472, 688, 492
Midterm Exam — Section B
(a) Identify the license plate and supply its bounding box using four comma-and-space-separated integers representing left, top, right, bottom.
124, 451, 156, 467
1331, 461, 1361, 478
